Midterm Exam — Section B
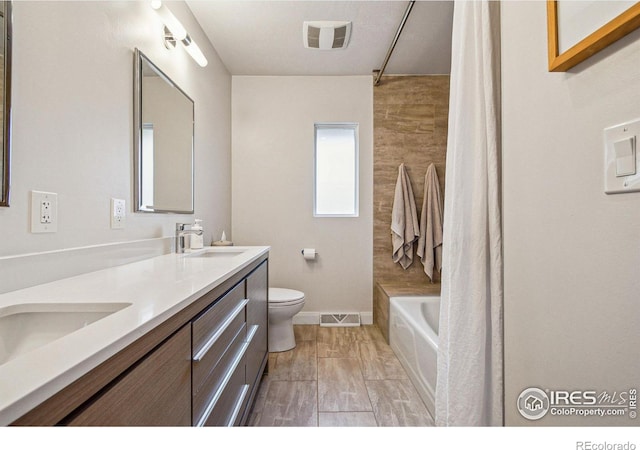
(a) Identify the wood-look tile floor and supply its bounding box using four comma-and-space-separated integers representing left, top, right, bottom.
247, 325, 434, 427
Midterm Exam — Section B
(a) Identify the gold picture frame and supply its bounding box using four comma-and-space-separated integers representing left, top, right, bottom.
547, 0, 640, 72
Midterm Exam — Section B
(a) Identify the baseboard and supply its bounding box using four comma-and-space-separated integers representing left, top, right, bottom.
292, 312, 319, 325
293, 311, 373, 325
359, 311, 373, 325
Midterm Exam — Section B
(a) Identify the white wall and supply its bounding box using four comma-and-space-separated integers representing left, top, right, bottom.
0, 1, 231, 258
232, 76, 373, 320
502, 2, 640, 425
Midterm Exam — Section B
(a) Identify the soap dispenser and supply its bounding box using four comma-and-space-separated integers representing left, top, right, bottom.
190, 219, 204, 250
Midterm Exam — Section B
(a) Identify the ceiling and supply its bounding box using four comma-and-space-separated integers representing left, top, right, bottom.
186, 1, 454, 76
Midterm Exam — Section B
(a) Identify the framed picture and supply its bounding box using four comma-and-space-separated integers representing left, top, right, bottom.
547, 0, 640, 72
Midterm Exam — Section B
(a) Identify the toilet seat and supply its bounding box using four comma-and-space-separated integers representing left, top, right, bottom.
269, 288, 305, 307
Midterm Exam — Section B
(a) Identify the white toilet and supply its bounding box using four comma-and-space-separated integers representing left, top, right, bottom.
268, 287, 305, 352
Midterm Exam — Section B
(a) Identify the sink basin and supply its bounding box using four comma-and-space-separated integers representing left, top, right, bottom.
185, 248, 246, 258
0, 302, 131, 365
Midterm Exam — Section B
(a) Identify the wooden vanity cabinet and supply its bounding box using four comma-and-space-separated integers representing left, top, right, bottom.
192, 259, 268, 427
12, 254, 269, 427
244, 260, 268, 420
192, 281, 248, 426
65, 325, 192, 426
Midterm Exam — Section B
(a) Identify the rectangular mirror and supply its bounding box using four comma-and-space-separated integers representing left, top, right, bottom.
134, 48, 194, 214
1, 1, 12, 207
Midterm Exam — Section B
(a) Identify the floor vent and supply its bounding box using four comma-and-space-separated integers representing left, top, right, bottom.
319, 313, 361, 327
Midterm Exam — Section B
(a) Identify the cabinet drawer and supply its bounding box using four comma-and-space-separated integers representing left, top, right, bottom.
193, 323, 247, 426
245, 324, 266, 387
245, 261, 268, 390
192, 309, 245, 394
246, 261, 267, 333
200, 361, 250, 427
66, 325, 191, 426
192, 281, 246, 358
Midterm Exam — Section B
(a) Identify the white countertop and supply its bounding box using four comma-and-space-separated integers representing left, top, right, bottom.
0, 245, 269, 425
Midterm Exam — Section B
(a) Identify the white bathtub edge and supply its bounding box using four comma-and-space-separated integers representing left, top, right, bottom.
389, 296, 440, 422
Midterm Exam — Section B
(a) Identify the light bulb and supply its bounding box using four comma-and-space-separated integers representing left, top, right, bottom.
182, 35, 208, 67
151, 0, 187, 41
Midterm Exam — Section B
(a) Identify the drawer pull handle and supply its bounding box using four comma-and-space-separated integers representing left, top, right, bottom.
246, 324, 259, 343
193, 298, 249, 362
226, 384, 250, 427
195, 339, 251, 427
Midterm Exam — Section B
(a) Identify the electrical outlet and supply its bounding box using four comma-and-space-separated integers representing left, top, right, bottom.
111, 198, 125, 229
31, 191, 58, 233
40, 200, 52, 223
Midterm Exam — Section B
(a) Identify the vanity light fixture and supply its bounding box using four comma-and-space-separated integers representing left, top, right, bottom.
151, 0, 208, 67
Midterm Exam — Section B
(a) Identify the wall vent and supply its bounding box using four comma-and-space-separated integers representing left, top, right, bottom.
319, 313, 361, 327
303, 21, 352, 50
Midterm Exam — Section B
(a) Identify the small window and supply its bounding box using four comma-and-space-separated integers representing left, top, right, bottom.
314, 123, 359, 217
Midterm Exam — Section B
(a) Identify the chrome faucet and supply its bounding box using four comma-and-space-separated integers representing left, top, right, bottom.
175, 222, 203, 253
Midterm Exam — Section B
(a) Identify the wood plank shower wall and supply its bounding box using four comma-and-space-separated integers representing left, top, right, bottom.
373, 75, 449, 338
374, 75, 450, 286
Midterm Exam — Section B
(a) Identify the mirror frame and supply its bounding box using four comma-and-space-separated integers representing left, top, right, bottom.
133, 48, 195, 214
1, 1, 12, 207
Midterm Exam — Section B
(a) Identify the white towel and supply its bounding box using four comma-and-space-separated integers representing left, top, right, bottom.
391, 163, 420, 269
417, 163, 443, 282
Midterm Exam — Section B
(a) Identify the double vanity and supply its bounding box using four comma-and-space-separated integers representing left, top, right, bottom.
0, 246, 270, 426
0, 24, 272, 426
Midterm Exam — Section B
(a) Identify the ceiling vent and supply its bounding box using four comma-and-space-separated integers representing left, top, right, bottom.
303, 21, 352, 50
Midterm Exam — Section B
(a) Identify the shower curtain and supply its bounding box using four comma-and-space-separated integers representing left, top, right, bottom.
435, 0, 503, 426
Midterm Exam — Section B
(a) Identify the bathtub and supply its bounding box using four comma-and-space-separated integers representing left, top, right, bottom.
389, 296, 440, 420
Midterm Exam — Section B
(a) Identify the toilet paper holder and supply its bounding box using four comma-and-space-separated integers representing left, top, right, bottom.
301, 248, 319, 259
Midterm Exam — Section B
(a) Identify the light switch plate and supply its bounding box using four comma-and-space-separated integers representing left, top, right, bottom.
614, 137, 636, 177
31, 191, 58, 233
604, 118, 640, 194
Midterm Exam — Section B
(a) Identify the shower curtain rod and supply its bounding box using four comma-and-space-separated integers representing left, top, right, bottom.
373, 0, 416, 86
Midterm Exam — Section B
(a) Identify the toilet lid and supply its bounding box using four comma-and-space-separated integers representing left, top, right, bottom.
269, 288, 305, 304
